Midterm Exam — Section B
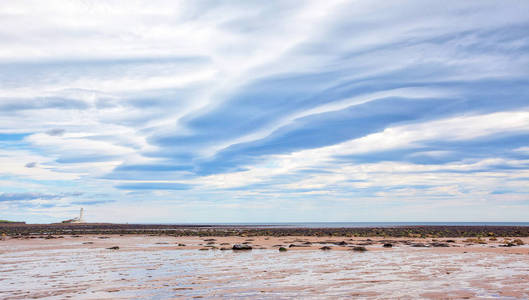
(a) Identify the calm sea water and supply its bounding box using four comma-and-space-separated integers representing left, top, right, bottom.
154, 222, 529, 228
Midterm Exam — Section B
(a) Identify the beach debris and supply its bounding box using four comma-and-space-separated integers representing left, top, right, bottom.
320, 246, 332, 250
232, 244, 252, 250
107, 246, 120, 250
278, 247, 287, 252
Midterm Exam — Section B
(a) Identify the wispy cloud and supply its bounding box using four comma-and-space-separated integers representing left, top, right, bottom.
1, 1, 528, 222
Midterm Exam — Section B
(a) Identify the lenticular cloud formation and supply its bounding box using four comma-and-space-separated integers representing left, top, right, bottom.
0, 1, 528, 223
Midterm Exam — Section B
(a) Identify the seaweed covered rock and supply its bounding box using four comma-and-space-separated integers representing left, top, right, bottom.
232, 244, 252, 250
352, 246, 367, 252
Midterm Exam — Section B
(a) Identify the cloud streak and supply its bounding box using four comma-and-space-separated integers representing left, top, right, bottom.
1, 0, 528, 222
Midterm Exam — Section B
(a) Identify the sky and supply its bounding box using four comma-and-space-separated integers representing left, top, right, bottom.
1, 0, 529, 223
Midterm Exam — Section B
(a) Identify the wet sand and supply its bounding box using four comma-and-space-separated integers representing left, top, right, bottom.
1, 235, 529, 299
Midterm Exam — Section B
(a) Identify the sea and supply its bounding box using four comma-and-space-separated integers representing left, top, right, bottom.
151, 222, 529, 228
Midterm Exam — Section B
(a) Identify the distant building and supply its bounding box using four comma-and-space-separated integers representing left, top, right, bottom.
62, 208, 85, 223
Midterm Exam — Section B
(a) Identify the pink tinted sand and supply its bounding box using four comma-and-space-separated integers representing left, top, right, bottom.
1, 235, 528, 299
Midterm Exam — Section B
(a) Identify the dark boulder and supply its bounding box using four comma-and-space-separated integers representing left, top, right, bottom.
232, 244, 252, 250
107, 246, 119, 250
430, 242, 449, 247
383, 243, 392, 248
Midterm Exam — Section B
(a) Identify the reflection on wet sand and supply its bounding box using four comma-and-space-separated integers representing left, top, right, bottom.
1, 235, 528, 299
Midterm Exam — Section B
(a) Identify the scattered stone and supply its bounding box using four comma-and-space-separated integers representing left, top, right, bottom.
289, 244, 309, 248
445, 240, 456, 243
513, 239, 524, 246
357, 242, 373, 246
383, 243, 393, 248
203, 238, 216, 241
82, 242, 94, 245
155, 242, 169, 245
98, 236, 110, 239
220, 243, 230, 245
206, 241, 215, 245
219, 247, 230, 250
430, 242, 449, 247
352, 246, 367, 252
411, 243, 428, 247
335, 241, 348, 246
320, 246, 332, 250
232, 244, 252, 250
107, 246, 119, 250
279, 247, 287, 252
199, 248, 209, 251
177, 243, 186, 246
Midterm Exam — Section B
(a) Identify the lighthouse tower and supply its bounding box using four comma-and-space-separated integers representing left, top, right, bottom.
79, 208, 84, 223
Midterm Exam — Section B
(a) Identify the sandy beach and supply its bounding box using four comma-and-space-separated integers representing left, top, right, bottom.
1, 234, 528, 299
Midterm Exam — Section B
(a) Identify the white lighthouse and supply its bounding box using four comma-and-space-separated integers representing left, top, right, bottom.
62, 208, 85, 223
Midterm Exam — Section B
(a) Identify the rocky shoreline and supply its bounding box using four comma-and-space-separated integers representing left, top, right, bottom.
2, 234, 529, 299
1, 223, 528, 237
